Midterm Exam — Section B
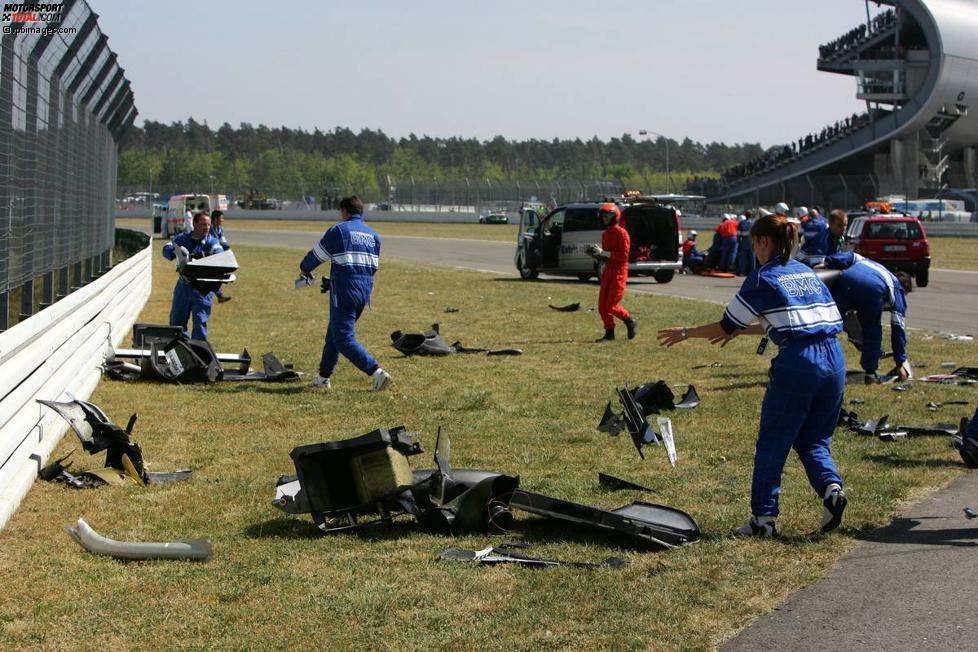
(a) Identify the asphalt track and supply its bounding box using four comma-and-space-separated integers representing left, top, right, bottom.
212, 227, 977, 335
150, 225, 978, 648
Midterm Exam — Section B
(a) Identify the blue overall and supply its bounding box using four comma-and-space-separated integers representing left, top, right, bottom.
720, 235, 739, 273
722, 258, 845, 517
705, 230, 722, 269
800, 215, 830, 257
737, 217, 754, 276
162, 233, 223, 340
967, 406, 978, 441
210, 225, 230, 299
824, 252, 907, 375
300, 214, 381, 378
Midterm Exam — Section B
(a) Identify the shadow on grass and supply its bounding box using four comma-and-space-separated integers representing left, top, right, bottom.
711, 381, 769, 391
850, 517, 978, 547
862, 453, 964, 469
243, 517, 323, 539
219, 384, 309, 396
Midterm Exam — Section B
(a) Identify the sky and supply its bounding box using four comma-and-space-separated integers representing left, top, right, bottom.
89, 0, 874, 148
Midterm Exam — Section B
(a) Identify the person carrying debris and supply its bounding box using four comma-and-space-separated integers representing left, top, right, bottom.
300, 195, 391, 391
162, 211, 223, 340
587, 203, 637, 342
657, 212, 848, 537
823, 251, 912, 383
209, 210, 232, 304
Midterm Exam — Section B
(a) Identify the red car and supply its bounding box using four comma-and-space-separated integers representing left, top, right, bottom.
846, 214, 931, 287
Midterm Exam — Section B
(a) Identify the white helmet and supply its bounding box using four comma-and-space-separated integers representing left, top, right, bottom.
797, 206, 809, 217
688, 230, 697, 238
774, 202, 789, 216
737, 214, 746, 221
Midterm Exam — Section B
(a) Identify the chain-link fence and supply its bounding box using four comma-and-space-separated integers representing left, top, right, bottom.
0, 0, 135, 329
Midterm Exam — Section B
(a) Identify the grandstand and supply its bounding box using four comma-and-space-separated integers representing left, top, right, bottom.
698, 0, 978, 212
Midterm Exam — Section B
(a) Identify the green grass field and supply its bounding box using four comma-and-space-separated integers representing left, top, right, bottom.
115, 216, 520, 242
1, 243, 974, 650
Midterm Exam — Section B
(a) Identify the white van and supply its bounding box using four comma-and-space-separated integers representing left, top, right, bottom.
163, 194, 212, 238
515, 196, 684, 283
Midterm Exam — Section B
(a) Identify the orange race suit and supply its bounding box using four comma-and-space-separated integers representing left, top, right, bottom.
599, 223, 631, 329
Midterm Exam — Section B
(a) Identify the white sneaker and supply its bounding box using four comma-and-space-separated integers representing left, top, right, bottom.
371, 368, 391, 392
309, 375, 331, 389
820, 483, 847, 533
733, 515, 777, 537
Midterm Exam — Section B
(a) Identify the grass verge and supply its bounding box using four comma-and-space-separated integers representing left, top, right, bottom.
115, 217, 519, 242
1, 243, 974, 650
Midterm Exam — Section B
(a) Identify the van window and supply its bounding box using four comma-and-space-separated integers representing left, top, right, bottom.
865, 221, 922, 240
564, 207, 602, 232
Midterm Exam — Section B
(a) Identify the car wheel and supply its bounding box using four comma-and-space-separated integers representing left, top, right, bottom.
518, 253, 538, 280
915, 270, 929, 288
654, 270, 675, 284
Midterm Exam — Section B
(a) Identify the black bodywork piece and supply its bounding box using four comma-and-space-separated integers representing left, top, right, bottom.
952, 367, 978, 380
276, 427, 519, 534
272, 427, 700, 548
839, 409, 894, 437
548, 302, 581, 312
109, 327, 298, 383
509, 491, 701, 549
597, 402, 624, 436
618, 386, 657, 458
438, 546, 627, 569
600, 381, 696, 459
288, 427, 423, 529
598, 473, 654, 492
390, 324, 523, 357
36, 398, 194, 488
37, 398, 147, 481
391, 325, 455, 356
675, 385, 700, 409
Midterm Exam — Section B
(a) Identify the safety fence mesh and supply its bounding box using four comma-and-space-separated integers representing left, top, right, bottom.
0, 0, 135, 327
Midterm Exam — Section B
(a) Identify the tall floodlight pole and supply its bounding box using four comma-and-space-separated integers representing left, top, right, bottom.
639, 129, 670, 194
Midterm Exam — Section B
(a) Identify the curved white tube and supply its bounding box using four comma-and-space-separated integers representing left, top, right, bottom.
65, 518, 212, 561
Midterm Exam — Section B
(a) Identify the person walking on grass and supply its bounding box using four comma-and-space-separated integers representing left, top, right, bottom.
162, 211, 223, 341
210, 210, 232, 303
657, 212, 848, 537
299, 195, 391, 391
587, 202, 637, 342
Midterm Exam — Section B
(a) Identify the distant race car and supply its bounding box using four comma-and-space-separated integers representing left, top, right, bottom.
479, 213, 509, 224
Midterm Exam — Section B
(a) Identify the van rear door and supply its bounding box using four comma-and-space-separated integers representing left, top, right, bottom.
623, 204, 679, 262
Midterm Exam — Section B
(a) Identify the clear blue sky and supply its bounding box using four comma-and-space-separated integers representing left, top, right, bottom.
90, 0, 874, 147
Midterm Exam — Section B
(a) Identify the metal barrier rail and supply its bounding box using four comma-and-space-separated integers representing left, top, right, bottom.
0, 232, 151, 530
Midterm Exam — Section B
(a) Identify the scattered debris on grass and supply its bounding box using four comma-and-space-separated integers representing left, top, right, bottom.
65, 518, 212, 561
37, 397, 192, 488
438, 546, 627, 569
598, 473, 654, 492
391, 324, 522, 356
548, 302, 581, 312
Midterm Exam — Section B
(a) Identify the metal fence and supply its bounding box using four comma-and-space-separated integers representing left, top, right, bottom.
0, 0, 136, 330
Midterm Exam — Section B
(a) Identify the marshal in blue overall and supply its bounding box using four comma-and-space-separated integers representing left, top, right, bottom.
824, 251, 911, 381
658, 214, 848, 536
299, 195, 391, 391
162, 211, 223, 341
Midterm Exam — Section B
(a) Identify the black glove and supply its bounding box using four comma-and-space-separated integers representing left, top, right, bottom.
320, 277, 331, 294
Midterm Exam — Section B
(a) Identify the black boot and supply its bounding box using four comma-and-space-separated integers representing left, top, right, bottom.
625, 317, 638, 340
596, 329, 615, 342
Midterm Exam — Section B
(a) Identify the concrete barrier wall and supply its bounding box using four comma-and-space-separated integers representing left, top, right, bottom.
0, 239, 152, 530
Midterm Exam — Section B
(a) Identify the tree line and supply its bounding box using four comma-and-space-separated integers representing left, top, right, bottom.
118, 119, 767, 201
